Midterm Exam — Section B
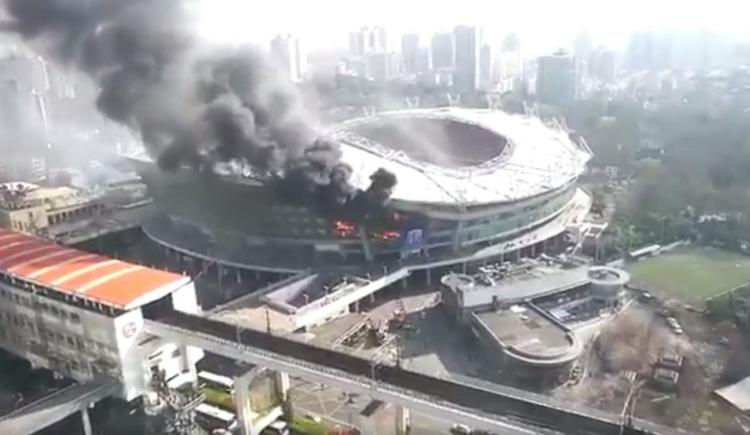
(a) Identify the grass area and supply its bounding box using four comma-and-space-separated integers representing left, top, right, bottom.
627, 246, 750, 304
201, 386, 235, 411
290, 416, 329, 435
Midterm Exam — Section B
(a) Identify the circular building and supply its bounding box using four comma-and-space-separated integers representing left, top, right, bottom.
588, 266, 630, 304
131, 108, 592, 273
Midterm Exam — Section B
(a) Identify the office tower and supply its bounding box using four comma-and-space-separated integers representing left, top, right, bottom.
431, 32, 455, 70
453, 25, 481, 91
270, 34, 306, 83
536, 50, 578, 105
401, 33, 420, 74
366, 52, 401, 82
589, 47, 617, 83
349, 26, 387, 56
416, 47, 432, 73
480, 43, 493, 87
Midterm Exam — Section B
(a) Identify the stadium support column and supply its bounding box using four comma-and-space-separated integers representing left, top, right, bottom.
395, 405, 410, 435
80, 408, 92, 435
452, 222, 465, 252
359, 226, 374, 262
426, 268, 432, 286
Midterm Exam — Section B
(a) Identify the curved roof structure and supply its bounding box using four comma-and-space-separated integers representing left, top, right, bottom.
332, 108, 591, 206
0, 229, 189, 310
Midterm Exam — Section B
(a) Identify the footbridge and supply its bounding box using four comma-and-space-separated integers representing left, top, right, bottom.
145, 310, 678, 435
0, 377, 119, 435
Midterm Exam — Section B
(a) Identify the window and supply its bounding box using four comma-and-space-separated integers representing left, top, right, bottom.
66, 336, 75, 346
70, 313, 80, 324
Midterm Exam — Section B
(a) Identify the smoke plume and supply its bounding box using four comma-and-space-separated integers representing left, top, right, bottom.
1, 0, 396, 215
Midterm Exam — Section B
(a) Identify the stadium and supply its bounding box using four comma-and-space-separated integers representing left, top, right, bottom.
131, 107, 593, 274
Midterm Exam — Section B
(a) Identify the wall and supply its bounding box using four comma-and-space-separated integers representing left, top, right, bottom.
0, 277, 204, 401
0, 281, 122, 389
0, 205, 48, 234
291, 268, 409, 330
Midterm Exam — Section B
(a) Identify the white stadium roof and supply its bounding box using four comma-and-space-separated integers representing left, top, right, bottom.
333, 108, 591, 205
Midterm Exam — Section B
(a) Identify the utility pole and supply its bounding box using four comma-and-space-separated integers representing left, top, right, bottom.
265, 305, 271, 335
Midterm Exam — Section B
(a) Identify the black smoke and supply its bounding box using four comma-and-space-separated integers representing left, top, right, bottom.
1, 0, 396, 216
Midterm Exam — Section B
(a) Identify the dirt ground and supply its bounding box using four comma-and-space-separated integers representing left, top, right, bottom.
552, 302, 750, 434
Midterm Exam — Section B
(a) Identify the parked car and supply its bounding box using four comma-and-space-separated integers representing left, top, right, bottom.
450, 423, 472, 435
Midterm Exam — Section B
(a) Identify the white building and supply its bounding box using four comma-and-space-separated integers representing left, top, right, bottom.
453, 25, 481, 91
0, 228, 203, 401
270, 34, 307, 83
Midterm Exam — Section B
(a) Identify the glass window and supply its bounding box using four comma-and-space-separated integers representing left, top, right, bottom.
70, 313, 80, 324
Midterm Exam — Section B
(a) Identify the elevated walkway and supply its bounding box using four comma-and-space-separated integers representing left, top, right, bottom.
0, 377, 119, 435
145, 310, 679, 435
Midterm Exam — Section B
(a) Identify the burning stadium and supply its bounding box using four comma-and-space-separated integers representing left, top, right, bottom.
3, 0, 592, 274
131, 107, 593, 272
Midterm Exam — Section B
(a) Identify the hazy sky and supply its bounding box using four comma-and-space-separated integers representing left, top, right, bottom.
197, 0, 749, 55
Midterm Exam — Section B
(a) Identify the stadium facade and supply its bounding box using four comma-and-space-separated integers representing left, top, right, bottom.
132, 108, 592, 275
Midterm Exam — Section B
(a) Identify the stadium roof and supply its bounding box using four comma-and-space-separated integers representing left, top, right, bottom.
0, 228, 189, 311
335, 108, 591, 205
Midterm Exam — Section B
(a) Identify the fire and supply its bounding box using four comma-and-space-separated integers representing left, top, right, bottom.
372, 230, 400, 241
333, 220, 357, 237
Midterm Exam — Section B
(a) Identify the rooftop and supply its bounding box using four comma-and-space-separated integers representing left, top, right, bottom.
0, 182, 96, 210
0, 228, 189, 310
472, 304, 582, 365
442, 261, 592, 307
715, 375, 750, 412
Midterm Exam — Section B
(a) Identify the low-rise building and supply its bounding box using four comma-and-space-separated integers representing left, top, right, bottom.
0, 182, 103, 236
0, 228, 203, 400
441, 259, 629, 383
469, 303, 582, 383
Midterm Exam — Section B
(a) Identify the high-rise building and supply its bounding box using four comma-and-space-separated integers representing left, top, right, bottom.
349, 31, 366, 56
494, 33, 524, 92
270, 34, 307, 83
626, 30, 674, 71
536, 50, 578, 105
502, 33, 521, 53
431, 32, 455, 70
0, 51, 49, 93
589, 47, 617, 83
349, 26, 387, 56
573, 31, 593, 76
416, 47, 432, 73
366, 52, 401, 82
480, 43, 493, 88
453, 25, 481, 91
371, 26, 387, 52
401, 33, 420, 74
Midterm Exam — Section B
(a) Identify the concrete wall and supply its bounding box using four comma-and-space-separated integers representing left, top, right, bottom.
290, 268, 409, 330
0, 278, 203, 401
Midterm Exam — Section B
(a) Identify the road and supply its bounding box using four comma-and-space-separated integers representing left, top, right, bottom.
289, 378, 454, 434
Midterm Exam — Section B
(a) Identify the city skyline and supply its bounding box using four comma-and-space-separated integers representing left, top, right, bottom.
197, 0, 750, 56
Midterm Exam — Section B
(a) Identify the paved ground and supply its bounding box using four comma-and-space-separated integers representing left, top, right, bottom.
627, 246, 750, 304
289, 377, 454, 435
393, 299, 497, 379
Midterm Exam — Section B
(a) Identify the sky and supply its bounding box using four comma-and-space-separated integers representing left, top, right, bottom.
196, 0, 750, 55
